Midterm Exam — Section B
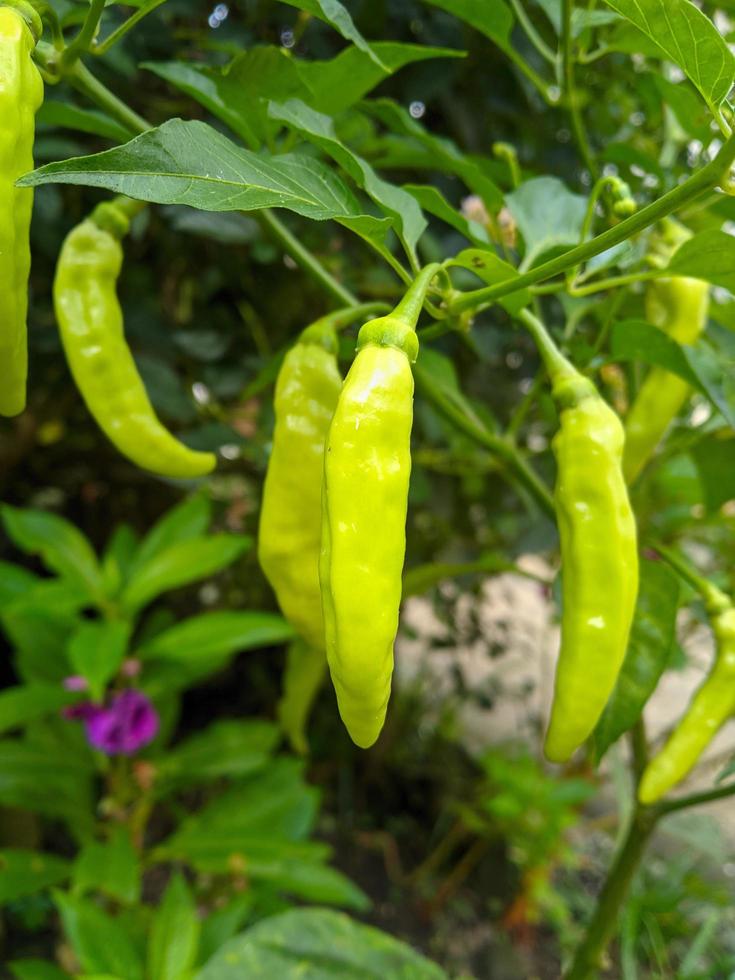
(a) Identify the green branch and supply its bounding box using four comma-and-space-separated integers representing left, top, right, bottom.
563, 806, 659, 980
449, 130, 735, 316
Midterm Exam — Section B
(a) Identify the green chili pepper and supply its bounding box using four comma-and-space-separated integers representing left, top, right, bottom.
520, 311, 639, 763
277, 639, 327, 755
639, 557, 735, 804
259, 303, 386, 652
622, 275, 709, 485
53, 199, 216, 478
0, 3, 43, 417
320, 266, 440, 748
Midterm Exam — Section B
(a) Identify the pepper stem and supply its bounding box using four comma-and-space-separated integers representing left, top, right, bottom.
391, 263, 442, 329
650, 542, 731, 614
517, 309, 578, 383
308, 302, 391, 335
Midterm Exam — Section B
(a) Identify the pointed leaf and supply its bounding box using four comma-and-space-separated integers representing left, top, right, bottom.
0, 685, 76, 735
67, 621, 130, 702
21, 121, 363, 221
277, 0, 388, 70
446, 248, 530, 314
54, 893, 144, 980
602, 0, 735, 111
148, 874, 200, 980
140, 610, 294, 663
121, 535, 250, 612
72, 827, 141, 905
2, 506, 102, 600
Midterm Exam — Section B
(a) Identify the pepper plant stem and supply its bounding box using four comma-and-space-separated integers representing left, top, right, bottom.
450, 130, 735, 316
563, 806, 659, 980
255, 210, 359, 308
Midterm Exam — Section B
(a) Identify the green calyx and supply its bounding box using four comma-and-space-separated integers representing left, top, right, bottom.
299, 301, 390, 354
357, 315, 419, 362
91, 201, 131, 240
551, 372, 597, 410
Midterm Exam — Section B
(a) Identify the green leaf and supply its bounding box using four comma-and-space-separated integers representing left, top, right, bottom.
594, 560, 680, 760
140, 611, 294, 664
195, 908, 447, 979
154, 720, 279, 793
297, 42, 465, 116
121, 535, 250, 612
276, 0, 388, 70
102, 525, 140, 595
37, 99, 131, 143
269, 98, 426, 259
402, 553, 515, 598
668, 230, 735, 292
650, 74, 712, 141
165, 759, 320, 850
147, 873, 200, 980
72, 826, 141, 905
0, 849, 71, 903
602, 0, 735, 111
446, 248, 530, 314
0, 685, 75, 735
20, 121, 363, 221
55, 892, 144, 980
505, 177, 587, 269
2, 506, 102, 601
611, 319, 735, 428
0, 560, 37, 607
132, 493, 211, 573
67, 621, 130, 702
423, 0, 515, 58
362, 99, 503, 209
0, 741, 94, 837
2, 598, 78, 685
142, 61, 266, 148
691, 434, 735, 512
404, 184, 490, 246
197, 894, 254, 967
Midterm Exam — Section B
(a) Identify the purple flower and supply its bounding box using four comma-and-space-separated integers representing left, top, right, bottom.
64, 689, 159, 756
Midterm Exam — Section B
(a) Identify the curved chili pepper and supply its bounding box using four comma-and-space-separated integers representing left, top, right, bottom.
53, 199, 216, 478
259, 303, 386, 652
520, 311, 639, 763
0, 3, 43, 416
639, 571, 735, 804
623, 275, 709, 484
320, 266, 439, 748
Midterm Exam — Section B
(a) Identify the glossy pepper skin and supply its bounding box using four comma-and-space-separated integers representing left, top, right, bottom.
53, 201, 216, 478
320, 266, 437, 749
544, 371, 639, 763
623, 276, 709, 484
258, 317, 344, 651
0, 4, 43, 416
639, 592, 735, 804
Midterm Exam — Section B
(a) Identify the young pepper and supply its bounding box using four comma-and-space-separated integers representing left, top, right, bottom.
623, 275, 709, 485
259, 303, 386, 652
0, 2, 43, 416
53, 198, 216, 478
320, 265, 440, 748
520, 311, 639, 763
639, 560, 735, 804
